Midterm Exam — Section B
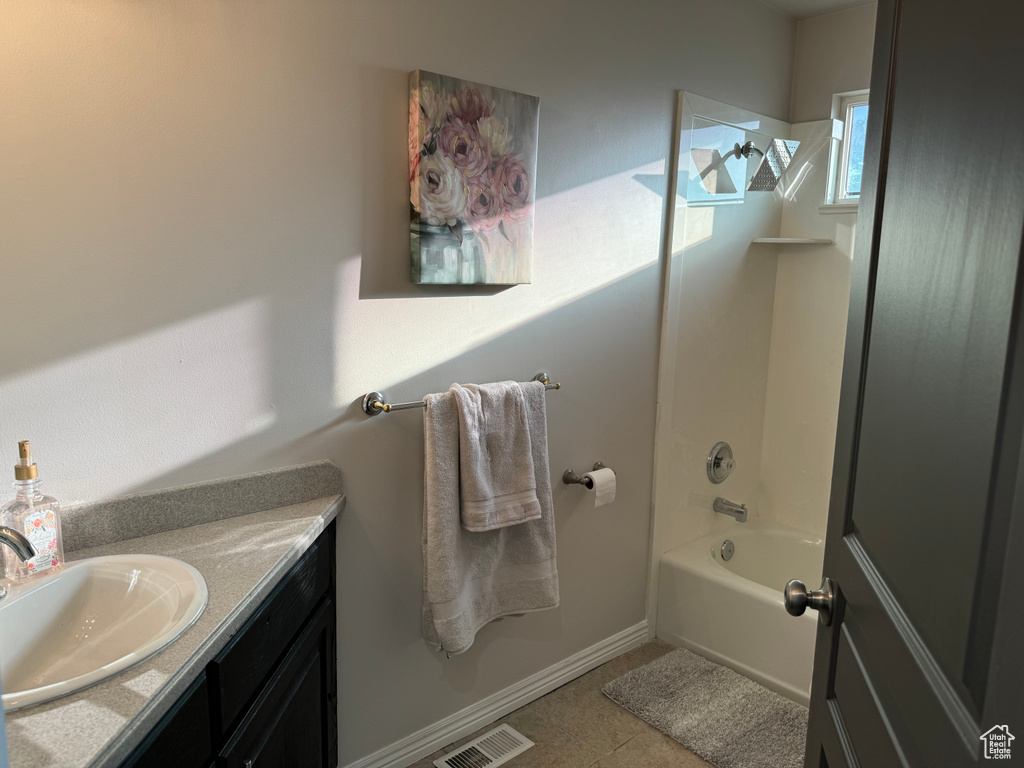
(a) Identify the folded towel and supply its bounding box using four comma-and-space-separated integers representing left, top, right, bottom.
422, 380, 559, 655
451, 381, 542, 532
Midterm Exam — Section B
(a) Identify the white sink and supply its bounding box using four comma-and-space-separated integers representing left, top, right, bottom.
0, 554, 208, 711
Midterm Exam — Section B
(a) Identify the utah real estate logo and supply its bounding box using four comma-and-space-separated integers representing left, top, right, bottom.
980, 725, 1014, 760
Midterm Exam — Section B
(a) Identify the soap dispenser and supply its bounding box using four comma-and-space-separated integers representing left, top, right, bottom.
0, 441, 65, 583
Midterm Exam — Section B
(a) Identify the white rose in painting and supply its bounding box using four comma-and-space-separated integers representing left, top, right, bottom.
412, 153, 469, 226
419, 82, 450, 133
478, 116, 512, 157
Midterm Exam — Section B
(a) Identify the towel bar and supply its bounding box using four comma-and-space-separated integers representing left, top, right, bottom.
361, 372, 561, 417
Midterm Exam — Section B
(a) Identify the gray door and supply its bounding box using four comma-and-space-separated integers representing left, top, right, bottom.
794, 0, 1024, 765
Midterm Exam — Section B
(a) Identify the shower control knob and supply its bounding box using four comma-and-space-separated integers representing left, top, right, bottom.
707, 442, 735, 484
784, 577, 835, 626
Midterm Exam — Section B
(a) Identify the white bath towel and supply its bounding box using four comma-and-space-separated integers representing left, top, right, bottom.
422, 380, 558, 655
451, 381, 542, 532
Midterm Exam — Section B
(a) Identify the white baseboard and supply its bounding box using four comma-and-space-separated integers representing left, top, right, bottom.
343, 621, 649, 768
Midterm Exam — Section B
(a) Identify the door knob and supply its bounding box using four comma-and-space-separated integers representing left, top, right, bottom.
784, 577, 835, 626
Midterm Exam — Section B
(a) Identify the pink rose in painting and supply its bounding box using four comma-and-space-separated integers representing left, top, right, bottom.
494, 154, 531, 219
466, 174, 504, 231
412, 153, 468, 227
438, 118, 490, 178
450, 86, 494, 125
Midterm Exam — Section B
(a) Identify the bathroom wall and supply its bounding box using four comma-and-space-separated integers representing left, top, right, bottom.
0, 1, 795, 764
757, 4, 876, 535
790, 3, 878, 123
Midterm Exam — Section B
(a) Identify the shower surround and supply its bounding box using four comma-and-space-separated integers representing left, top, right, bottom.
649, 92, 855, 703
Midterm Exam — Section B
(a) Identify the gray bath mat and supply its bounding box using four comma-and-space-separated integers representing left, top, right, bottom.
603, 648, 807, 768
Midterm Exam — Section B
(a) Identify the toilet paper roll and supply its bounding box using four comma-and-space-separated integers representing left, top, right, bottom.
584, 467, 616, 507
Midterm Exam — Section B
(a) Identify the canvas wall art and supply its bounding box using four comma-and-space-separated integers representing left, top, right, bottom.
409, 70, 539, 284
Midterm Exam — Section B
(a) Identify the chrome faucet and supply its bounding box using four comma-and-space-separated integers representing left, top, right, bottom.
0, 526, 34, 561
713, 497, 748, 523
0, 526, 36, 601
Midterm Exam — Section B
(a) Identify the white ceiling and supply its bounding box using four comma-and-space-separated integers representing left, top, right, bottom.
757, 0, 874, 19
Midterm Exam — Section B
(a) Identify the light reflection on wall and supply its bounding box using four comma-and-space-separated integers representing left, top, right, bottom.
332, 160, 667, 406
685, 121, 754, 206
0, 299, 275, 502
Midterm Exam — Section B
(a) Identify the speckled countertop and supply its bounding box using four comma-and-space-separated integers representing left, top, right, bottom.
3, 463, 344, 768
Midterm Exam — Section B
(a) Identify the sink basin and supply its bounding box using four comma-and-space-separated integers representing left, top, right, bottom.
0, 554, 208, 711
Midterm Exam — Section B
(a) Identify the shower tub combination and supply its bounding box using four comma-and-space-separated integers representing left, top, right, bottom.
657, 518, 824, 706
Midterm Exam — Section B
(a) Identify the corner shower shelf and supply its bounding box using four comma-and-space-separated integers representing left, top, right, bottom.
751, 237, 835, 245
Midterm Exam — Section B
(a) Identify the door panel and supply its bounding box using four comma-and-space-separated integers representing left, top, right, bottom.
804, 0, 1024, 765
838, 537, 975, 764
849, 0, 1024, 692
832, 629, 902, 768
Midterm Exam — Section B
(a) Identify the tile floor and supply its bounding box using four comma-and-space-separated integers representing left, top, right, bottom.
410, 641, 713, 768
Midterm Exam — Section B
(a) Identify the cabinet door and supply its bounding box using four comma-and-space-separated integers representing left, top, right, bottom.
119, 674, 212, 768
219, 599, 334, 768
210, 535, 330, 733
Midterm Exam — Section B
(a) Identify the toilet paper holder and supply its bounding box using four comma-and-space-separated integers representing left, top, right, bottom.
563, 462, 607, 489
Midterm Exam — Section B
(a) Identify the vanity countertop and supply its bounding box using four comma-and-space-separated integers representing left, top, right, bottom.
4, 486, 343, 768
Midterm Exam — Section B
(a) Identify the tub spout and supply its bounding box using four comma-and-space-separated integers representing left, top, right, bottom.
713, 497, 748, 523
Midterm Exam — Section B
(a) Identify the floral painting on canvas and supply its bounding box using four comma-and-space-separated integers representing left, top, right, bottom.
409, 70, 539, 284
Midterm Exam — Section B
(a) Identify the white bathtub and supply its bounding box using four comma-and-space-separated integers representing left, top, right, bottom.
657, 518, 824, 705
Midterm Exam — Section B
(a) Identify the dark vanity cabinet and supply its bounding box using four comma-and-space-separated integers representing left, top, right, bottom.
120, 522, 338, 768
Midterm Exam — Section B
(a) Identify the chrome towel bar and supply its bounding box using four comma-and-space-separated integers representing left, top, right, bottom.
361, 372, 561, 417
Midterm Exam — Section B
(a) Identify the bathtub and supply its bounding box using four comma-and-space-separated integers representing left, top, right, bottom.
657, 518, 824, 706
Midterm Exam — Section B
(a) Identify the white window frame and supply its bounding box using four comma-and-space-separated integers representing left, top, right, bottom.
826, 89, 870, 206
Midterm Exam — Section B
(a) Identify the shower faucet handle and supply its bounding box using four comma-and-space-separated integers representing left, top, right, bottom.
707, 442, 735, 484
784, 577, 835, 626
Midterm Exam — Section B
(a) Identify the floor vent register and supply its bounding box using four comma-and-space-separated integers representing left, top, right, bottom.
433, 724, 534, 768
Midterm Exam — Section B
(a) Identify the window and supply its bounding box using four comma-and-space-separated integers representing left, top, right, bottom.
828, 91, 869, 205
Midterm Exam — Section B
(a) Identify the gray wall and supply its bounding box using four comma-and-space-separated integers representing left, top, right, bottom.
0, 1, 793, 762
790, 3, 878, 122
